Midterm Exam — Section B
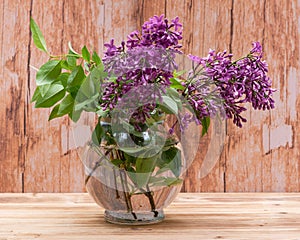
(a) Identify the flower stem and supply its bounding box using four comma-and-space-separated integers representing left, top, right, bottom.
146, 185, 158, 217
113, 168, 120, 199
122, 170, 136, 218
115, 149, 158, 219
130, 181, 158, 217
120, 169, 137, 219
85, 149, 111, 185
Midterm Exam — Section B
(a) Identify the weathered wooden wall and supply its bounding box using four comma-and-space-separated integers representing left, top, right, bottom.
0, 0, 299, 192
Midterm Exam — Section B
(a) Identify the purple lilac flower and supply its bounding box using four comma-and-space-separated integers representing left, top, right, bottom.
100, 15, 184, 126
103, 39, 119, 57
100, 68, 173, 112
188, 42, 275, 127
250, 41, 263, 56
179, 112, 194, 132
167, 112, 193, 135
103, 45, 177, 77
111, 84, 163, 131
185, 74, 225, 122
140, 15, 183, 50
104, 14, 182, 58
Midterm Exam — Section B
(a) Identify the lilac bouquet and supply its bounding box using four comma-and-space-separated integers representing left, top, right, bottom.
99, 15, 274, 132
30, 15, 275, 224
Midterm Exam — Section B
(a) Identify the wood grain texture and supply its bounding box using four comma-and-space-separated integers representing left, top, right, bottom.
0, 0, 299, 192
225, 0, 268, 192
262, 0, 300, 192
1, 193, 300, 239
225, 0, 300, 192
0, 0, 30, 192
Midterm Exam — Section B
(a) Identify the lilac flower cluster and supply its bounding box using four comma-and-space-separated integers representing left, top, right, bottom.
184, 74, 226, 122
111, 84, 162, 131
101, 68, 172, 109
127, 15, 182, 50
188, 42, 275, 127
98, 15, 275, 132
100, 15, 183, 126
168, 112, 195, 135
103, 45, 177, 77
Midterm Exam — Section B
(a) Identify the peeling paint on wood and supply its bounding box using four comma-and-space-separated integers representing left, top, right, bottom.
269, 124, 293, 150
263, 124, 294, 154
0, 0, 299, 192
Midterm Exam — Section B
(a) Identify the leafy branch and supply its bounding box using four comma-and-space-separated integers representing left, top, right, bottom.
30, 18, 106, 122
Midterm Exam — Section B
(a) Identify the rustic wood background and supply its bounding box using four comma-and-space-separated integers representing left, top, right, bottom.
0, 0, 299, 193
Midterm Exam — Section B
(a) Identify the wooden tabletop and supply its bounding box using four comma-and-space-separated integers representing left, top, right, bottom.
0, 193, 300, 240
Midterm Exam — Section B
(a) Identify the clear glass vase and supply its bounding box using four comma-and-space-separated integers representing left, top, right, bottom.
81, 119, 187, 225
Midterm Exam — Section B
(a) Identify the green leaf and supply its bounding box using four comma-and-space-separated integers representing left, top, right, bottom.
39, 84, 51, 97
166, 87, 183, 110
57, 94, 74, 115
60, 60, 72, 71
72, 66, 102, 112
48, 96, 78, 121
92, 51, 101, 65
164, 177, 183, 187
57, 72, 70, 88
81, 46, 90, 62
158, 96, 178, 114
35, 83, 65, 108
69, 109, 82, 122
91, 122, 105, 145
162, 136, 178, 151
106, 76, 117, 83
48, 104, 61, 121
111, 159, 123, 167
66, 48, 79, 69
149, 176, 183, 187
67, 56, 77, 69
85, 63, 107, 87
88, 66, 103, 92
67, 65, 85, 89
30, 18, 48, 53
157, 147, 182, 177
127, 167, 137, 185
201, 116, 210, 136
73, 63, 106, 108
170, 83, 185, 91
173, 70, 186, 77
96, 109, 109, 118
123, 152, 137, 165
161, 147, 179, 165
170, 77, 185, 90
148, 176, 166, 185
74, 94, 99, 112
135, 156, 158, 188
167, 87, 181, 99
31, 87, 41, 102
36, 60, 62, 86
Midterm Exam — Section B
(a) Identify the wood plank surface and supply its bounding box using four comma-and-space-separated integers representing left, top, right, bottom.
0, 0, 299, 192
0, 193, 300, 239
0, 0, 30, 192
225, 0, 300, 192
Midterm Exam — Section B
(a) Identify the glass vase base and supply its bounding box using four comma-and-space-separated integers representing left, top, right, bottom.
104, 210, 165, 225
